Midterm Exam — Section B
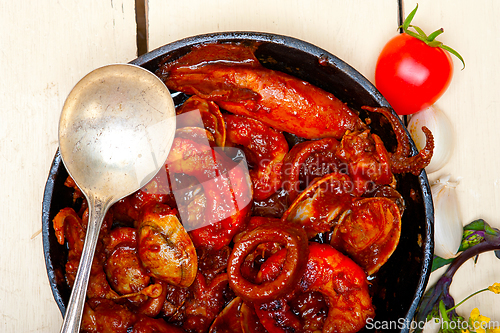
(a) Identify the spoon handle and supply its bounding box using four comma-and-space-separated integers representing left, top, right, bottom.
59, 198, 108, 333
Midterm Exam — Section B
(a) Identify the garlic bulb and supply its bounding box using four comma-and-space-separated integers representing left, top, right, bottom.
431, 176, 462, 259
422, 318, 441, 333
408, 105, 454, 174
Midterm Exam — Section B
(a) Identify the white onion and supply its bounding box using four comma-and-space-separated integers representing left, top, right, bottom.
408, 105, 454, 174
431, 175, 462, 259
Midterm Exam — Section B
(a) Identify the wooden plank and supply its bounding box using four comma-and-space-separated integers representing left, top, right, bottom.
3, 0, 497, 330
402, 0, 500, 323
0, 0, 137, 332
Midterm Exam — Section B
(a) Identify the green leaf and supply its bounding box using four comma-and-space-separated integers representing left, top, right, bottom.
432, 255, 454, 272
402, 4, 419, 31
428, 28, 444, 42
410, 25, 428, 39
463, 219, 497, 235
464, 219, 487, 231
484, 223, 498, 236
440, 44, 466, 70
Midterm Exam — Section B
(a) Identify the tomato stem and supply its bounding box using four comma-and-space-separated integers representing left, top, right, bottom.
427, 28, 444, 42
411, 25, 428, 40
399, 4, 465, 69
401, 3, 418, 31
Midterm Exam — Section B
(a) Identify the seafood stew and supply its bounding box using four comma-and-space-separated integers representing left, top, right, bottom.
43, 32, 434, 333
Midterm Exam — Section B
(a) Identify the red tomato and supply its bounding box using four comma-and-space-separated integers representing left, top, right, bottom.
375, 33, 453, 115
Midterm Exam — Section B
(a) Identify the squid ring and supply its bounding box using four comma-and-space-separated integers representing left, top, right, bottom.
228, 222, 308, 303
281, 137, 340, 203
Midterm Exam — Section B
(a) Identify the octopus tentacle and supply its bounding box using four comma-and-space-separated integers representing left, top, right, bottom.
362, 106, 434, 175
391, 126, 434, 175
362, 106, 411, 158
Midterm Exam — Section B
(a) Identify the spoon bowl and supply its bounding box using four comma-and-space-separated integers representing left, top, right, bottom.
58, 64, 176, 332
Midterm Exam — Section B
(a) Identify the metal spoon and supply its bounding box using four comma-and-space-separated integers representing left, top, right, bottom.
58, 64, 176, 333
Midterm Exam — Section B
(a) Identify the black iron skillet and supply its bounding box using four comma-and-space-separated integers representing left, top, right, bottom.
42, 31, 433, 333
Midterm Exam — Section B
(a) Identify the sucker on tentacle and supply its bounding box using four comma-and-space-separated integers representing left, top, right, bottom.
391, 126, 434, 174
362, 106, 434, 175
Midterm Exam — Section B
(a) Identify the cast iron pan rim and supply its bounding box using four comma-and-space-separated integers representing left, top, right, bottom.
42, 149, 67, 315
132, 31, 389, 106
43, 31, 434, 330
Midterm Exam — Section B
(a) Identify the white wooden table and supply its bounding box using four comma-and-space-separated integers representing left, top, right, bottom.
1, 1, 499, 331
